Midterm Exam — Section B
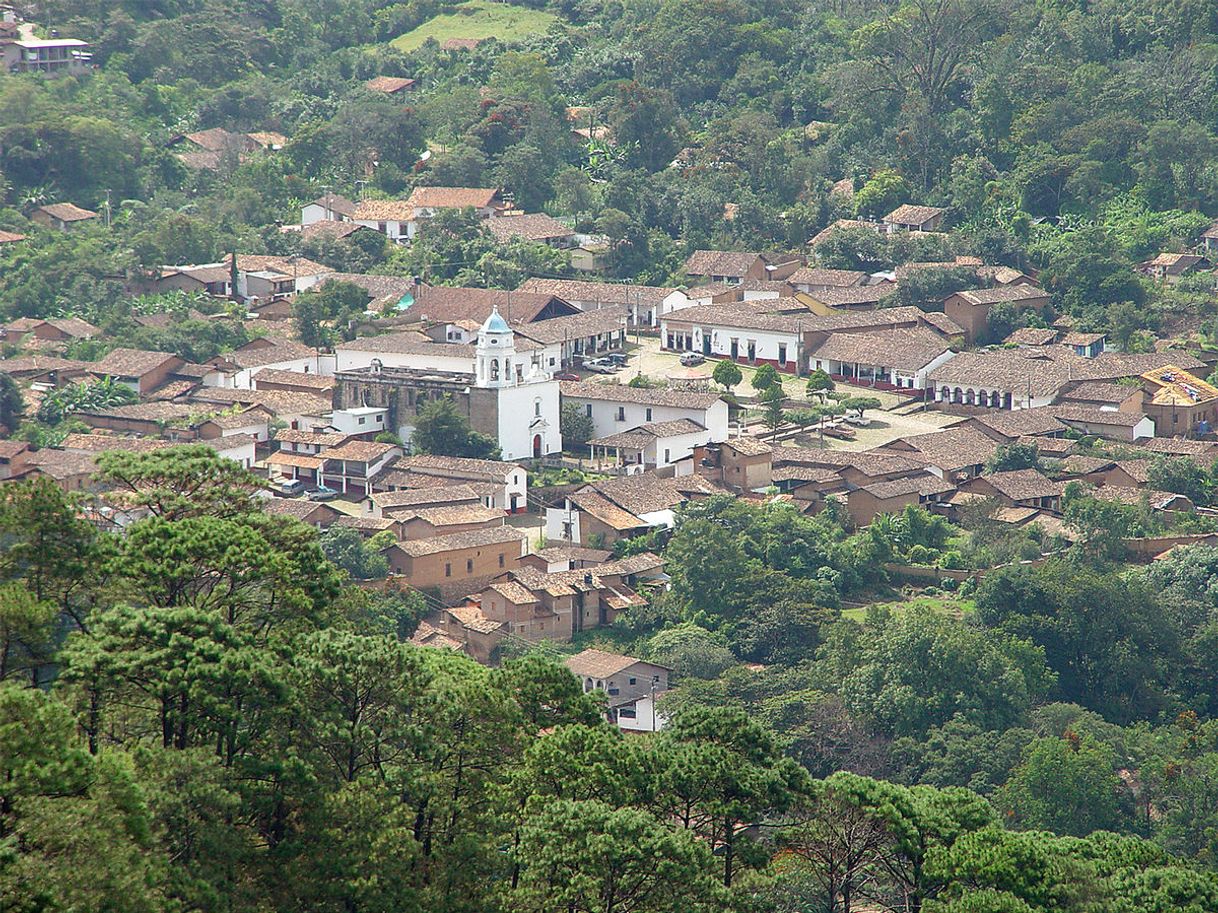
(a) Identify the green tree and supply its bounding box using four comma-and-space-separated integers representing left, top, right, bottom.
516, 798, 723, 912
560, 401, 594, 449
0, 372, 24, 433
853, 169, 912, 219
760, 383, 786, 431
410, 395, 501, 460
997, 734, 1125, 836
805, 368, 835, 400
987, 443, 1041, 473
712, 360, 743, 392
319, 526, 390, 580
751, 363, 779, 391
94, 445, 265, 520
657, 706, 808, 886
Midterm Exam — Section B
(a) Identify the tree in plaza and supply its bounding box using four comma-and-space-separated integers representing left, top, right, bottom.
760, 383, 787, 431
712, 359, 743, 393
805, 368, 834, 401
839, 396, 882, 419
410, 395, 501, 459
751, 362, 780, 391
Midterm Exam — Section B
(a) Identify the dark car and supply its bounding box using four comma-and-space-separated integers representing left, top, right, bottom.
606, 352, 628, 367
554, 371, 581, 381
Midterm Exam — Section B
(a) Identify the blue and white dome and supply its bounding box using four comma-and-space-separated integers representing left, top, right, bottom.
481, 305, 510, 335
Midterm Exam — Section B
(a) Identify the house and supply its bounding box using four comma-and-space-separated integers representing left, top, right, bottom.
659, 302, 931, 374
1201, 221, 1218, 256
378, 454, 528, 512
187, 386, 332, 432
0, 440, 30, 480
485, 213, 577, 247
391, 503, 505, 540
260, 498, 342, 529
513, 308, 628, 370
806, 327, 954, 391
404, 186, 506, 232
301, 193, 357, 225
519, 545, 613, 573
1, 36, 91, 74
209, 338, 326, 389
17, 449, 97, 492
1049, 405, 1155, 442
845, 473, 956, 525
1139, 252, 1208, 281
1140, 365, 1218, 437
352, 199, 415, 241
587, 418, 711, 473
475, 554, 663, 646
365, 75, 417, 95
0, 229, 26, 245
787, 268, 868, 295
943, 285, 1051, 344
404, 285, 579, 327
961, 469, 1062, 513
253, 369, 335, 396
1004, 327, 1057, 347
800, 284, 898, 314
565, 649, 671, 732
1058, 381, 1145, 413
90, 348, 185, 395
194, 405, 273, 443
1060, 332, 1106, 358
881, 426, 1001, 481
29, 203, 98, 231
385, 526, 528, 597
319, 440, 403, 496
0, 316, 99, 347
368, 484, 490, 520
704, 436, 773, 492
545, 472, 718, 546
883, 204, 946, 233
683, 250, 802, 285
516, 278, 677, 328
559, 381, 729, 443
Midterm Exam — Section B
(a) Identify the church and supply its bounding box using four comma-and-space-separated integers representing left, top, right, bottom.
332, 307, 563, 460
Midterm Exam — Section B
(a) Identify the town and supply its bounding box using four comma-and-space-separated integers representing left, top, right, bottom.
4, 0, 1218, 910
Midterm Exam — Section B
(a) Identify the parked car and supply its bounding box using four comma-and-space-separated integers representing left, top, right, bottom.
843, 409, 871, 427
276, 478, 306, 497
822, 424, 856, 440
606, 352, 628, 367
679, 351, 706, 366
553, 371, 580, 381
308, 484, 339, 501
583, 357, 617, 373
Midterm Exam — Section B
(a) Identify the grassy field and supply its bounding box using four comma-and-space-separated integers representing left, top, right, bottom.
389, 0, 560, 52
840, 596, 974, 623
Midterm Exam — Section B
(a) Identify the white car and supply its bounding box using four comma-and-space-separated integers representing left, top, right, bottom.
679, 352, 705, 366
843, 410, 871, 427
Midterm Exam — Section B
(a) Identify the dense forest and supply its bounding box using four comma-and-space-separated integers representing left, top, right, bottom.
3, 448, 1218, 912
7, 0, 1218, 910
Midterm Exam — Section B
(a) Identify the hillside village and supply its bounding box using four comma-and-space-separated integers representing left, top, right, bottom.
8, 0, 1218, 909
8, 190, 1218, 729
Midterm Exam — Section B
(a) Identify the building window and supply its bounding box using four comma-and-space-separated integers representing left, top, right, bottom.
778, 344, 787, 364
490, 359, 500, 381
586, 404, 593, 418
646, 408, 652, 421
445, 563, 452, 577
616, 407, 625, 422
664, 449, 670, 463
358, 417, 366, 425
499, 553, 505, 568
629, 677, 637, 685
466, 559, 473, 573
535, 399, 542, 417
